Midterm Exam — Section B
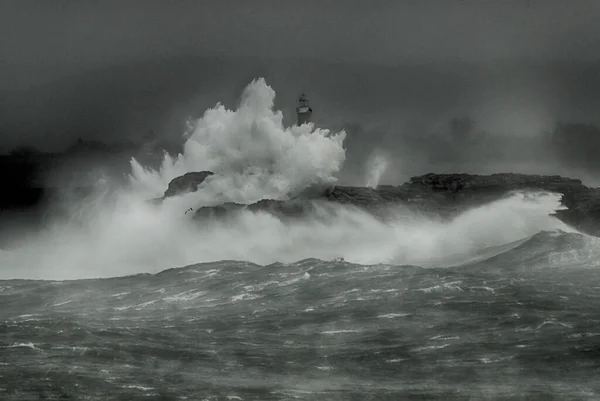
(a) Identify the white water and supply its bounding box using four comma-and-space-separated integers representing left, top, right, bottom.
129, 78, 346, 204
365, 151, 389, 188
0, 79, 578, 280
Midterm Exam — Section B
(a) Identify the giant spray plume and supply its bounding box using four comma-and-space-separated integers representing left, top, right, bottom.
0, 79, 582, 280
365, 150, 389, 188
129, 78, 346, 205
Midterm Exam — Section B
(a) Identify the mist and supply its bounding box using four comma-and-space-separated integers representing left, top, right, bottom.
0, 79, 578, 280
4, 57, 600, 185
2, 1, 600, 278
2, 1, 600, 180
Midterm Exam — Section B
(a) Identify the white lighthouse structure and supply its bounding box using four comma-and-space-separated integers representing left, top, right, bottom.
296, 93, 312, 126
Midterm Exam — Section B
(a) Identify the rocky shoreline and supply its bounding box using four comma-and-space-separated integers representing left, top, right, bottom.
159, 171, 600, 237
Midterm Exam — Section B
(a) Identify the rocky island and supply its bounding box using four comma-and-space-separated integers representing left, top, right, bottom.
158, 171, 600, 237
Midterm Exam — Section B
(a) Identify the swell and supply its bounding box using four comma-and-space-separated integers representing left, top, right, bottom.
457, 230, 600, 271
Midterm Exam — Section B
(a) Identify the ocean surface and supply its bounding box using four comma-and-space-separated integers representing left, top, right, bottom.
2, 230, 600, 400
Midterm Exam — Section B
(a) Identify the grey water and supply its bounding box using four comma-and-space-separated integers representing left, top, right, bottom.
2, 231, 600, 400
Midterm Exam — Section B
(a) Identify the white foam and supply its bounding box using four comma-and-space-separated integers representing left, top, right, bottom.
129, 77, 346, 204
163, 290, 206, 302
0, 79, 580, 280
413, 344, 451, 352
321, 329, 360, 335
7, 342, 39, 351
122, 385, 154, 391
365, 150, 389, 188
377, 313, 410, 319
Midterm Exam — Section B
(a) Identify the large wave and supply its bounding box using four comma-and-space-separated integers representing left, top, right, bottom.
129, 78, 346, 205
458, 229, 600, 271
0, 79, 586, 280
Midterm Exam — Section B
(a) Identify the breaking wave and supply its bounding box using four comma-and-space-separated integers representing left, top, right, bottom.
128, 78, 346, 205
460, 229, 600, 271
0, 78, 593, 280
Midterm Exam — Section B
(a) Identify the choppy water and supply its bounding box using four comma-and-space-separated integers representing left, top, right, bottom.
2, 230, 600, 400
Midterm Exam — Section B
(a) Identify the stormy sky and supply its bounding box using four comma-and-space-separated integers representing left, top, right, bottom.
1, 0, 600, 179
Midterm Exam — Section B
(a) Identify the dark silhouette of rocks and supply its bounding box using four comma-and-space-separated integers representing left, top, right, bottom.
149, 171, 215, 204
0, 149, 52, 211
174, 172, 600, 237
0, 139, 160, 212
3, 132, 600, 239
164, 171, 214, 198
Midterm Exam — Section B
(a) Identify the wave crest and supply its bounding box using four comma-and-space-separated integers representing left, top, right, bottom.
128, 78, 346, 205
0, 79, 589, 280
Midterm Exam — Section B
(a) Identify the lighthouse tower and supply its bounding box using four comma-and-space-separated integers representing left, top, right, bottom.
296, 93, 312, 126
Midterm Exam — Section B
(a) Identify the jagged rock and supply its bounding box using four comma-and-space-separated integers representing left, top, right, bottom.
185, 172, 600, 236
164, 171, 214, 198
149, 171, 214, 203
193, 199, 319, 221
247, 199, 318, 218
194, 202, 244, 219
392, 174, 600, 231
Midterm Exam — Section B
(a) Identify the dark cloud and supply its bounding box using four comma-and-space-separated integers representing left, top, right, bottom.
1, 0, 600, 180
2, 0, 599, 86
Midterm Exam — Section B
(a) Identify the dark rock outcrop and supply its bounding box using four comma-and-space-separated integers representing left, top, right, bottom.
164, 171, 214, 198
150, 171, 214, 203
396, 173, 591, 219
178, 172, 600, 236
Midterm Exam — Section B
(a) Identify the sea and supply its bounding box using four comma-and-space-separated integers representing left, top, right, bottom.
1, 79, 600, 400
3, 231, 600, 400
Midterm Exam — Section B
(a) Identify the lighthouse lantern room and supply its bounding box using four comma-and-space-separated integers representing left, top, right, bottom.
296, 93, 312, 126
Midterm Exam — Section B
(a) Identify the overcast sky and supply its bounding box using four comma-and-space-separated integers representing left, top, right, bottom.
2, 1, 600, 77
1, 0, 600, 152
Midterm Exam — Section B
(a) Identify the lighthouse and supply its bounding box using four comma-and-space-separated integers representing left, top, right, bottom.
296, 93, 312, 126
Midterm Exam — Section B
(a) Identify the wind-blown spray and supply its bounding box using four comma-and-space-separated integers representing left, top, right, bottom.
0, 79, 579, 280
365, 151, 389, 188
129, 78, 346, 205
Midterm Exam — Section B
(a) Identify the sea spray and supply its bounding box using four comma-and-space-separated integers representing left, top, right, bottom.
365, 151, 389, 188
0, 188, 572, 280
129, 78, 347, 204
0, 79, 577, 280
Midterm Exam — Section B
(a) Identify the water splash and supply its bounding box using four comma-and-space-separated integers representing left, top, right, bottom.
129, 78, 346, 205
0, 79, 582, 280
365, 151, 389, 188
